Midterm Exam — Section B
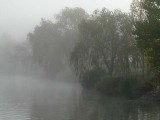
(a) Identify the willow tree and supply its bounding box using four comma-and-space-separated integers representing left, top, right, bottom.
70, 8, 135, 81
28, 8, 88, 77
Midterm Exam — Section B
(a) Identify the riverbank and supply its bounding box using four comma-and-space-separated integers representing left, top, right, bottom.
139, 90, 160, 101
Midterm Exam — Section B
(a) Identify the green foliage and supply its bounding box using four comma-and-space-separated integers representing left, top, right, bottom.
70, 8, 137, 77
133, 0, 160, 80
80, 68, 106, 89
27, 7, 155, 97
95, 75, 153, 98
69, 8, 151, 97
70, 8, 146, 80
95, 76, 134, 97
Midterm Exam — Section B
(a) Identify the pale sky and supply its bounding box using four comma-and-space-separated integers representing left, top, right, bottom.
0, 0, 133, 41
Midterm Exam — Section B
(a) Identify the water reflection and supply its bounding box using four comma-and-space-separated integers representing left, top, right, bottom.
30, 84, 160, 120
30, 81, 80, 120
0, 76, 160, 120
73, 91, 160, 120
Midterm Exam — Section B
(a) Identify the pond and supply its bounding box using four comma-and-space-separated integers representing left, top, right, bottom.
0, 75, 159, 120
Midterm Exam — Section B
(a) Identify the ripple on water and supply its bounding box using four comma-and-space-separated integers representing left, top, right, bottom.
0, 102, 31, 120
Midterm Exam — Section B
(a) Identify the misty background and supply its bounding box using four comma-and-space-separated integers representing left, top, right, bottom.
0, 0, 132, 41
0, 0, 132, 79
0, 0, 160, 120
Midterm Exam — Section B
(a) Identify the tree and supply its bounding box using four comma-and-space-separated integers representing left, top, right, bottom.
70, 8, 135, 79
28, 20, 62, 75
28, 8, 88, 77
133, 0, 160, 80
55, 7, 88, 57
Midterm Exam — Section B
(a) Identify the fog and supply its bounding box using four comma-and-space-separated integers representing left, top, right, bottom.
0, 32, 82, 120
0, 0, 132, 41
1, 0, 160, 120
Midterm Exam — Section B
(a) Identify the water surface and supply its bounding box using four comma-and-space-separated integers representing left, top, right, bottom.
0, 75, 160, 120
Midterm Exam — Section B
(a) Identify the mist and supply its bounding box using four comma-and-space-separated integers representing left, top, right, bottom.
0, 0, 160, 120
0, 0, 132, 41
0, 31, 81, 120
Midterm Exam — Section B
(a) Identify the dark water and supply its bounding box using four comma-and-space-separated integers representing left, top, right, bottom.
0, 76, 160, 120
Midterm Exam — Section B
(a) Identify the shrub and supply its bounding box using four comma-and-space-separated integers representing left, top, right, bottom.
80, 69, 154, 98
80, 68, 106, 89
95, 75, 143, 98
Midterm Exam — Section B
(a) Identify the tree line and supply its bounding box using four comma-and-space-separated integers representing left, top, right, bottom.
28, 0, 160, 98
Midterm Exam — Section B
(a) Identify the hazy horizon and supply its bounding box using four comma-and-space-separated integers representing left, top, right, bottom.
0, 0, 132, 41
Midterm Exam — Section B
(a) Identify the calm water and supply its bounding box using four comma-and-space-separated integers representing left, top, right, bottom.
0, 75, 160, 120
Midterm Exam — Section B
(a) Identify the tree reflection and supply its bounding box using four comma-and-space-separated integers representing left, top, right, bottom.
29, 87, 160, 120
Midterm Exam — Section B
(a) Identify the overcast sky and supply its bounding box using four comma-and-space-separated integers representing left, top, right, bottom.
0, 0, 133, 41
